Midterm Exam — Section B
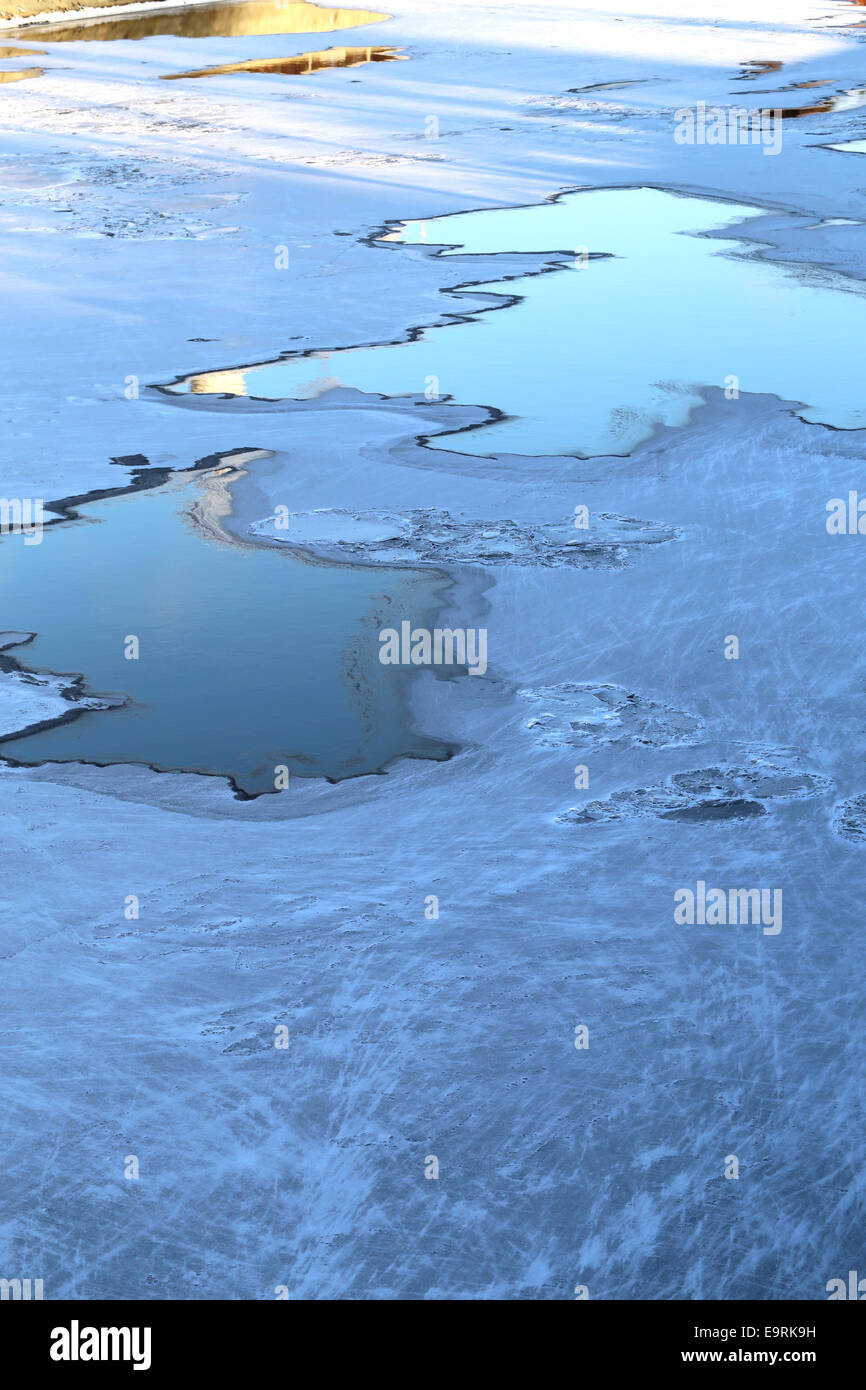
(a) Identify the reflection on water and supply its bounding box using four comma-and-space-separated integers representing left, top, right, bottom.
0, 470, 455, 795
168, 187, 866, 458
190, 369, 249, 394
777, 84, 866, 118
162, 43, 406, 80
735, 60, 783, 79
735, 72, 866, 116
11, 0, 388, 43
0, 45, 45, 57
747, 79, 831, 93
0, 66, 42, 82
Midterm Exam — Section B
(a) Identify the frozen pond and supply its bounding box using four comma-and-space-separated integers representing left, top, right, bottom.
0, 470, 456, 795
169, 186, 866, 457
4, 0, 866, 1304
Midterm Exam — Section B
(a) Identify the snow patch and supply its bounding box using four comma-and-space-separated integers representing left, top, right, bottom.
248, 507, 678, 568
832, 793, 866, 842
520, 682, 705, 750
0, 634, 121, 740
559, 755, 833, 826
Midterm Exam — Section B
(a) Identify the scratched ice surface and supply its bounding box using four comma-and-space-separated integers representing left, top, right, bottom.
1, 0, 865, 1301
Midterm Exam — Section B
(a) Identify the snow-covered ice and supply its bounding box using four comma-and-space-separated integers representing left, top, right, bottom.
1, 0, 866, 1301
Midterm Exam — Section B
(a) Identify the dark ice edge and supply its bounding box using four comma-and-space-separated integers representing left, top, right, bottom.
0, 455, 464, 800
4, 181, 863, 796
149, 181, 866, 458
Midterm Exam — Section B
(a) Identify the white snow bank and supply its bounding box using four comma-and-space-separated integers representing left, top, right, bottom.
0, 633, 120, 738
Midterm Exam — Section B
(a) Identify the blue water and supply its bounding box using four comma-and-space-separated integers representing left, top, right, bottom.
169, 187, 866, 457
0, 471, 455, 795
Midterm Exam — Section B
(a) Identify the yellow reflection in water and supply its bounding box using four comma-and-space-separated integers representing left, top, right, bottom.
162, 42, 406, 79
0, 66, 42, 82
183, 352, 345, 396
765, 84, 866, 119
10, 1, 389, 43
189, 370, 250, 395
0, 45, 46, 56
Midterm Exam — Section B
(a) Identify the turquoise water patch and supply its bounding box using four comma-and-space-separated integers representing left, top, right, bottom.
168, 187, 866, 458
0, 472, 455, 795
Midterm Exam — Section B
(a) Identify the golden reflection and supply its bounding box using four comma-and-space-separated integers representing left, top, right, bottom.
0, 66, 42, 82
736, 60, 783, 79
162, 43, 406, 80
0, 45, 46, 57
189, 369, 250, 395
0, 0, 143, 15
10, 1, 389, 43
778, 84, 866, 118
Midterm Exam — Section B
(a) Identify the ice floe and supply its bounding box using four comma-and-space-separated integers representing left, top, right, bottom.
559, 754, 833, 825
520, 682, 705, 749
247, 506, 678, 568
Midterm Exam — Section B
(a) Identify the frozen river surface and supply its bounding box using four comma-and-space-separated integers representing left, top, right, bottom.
1, 0, 866, 1301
